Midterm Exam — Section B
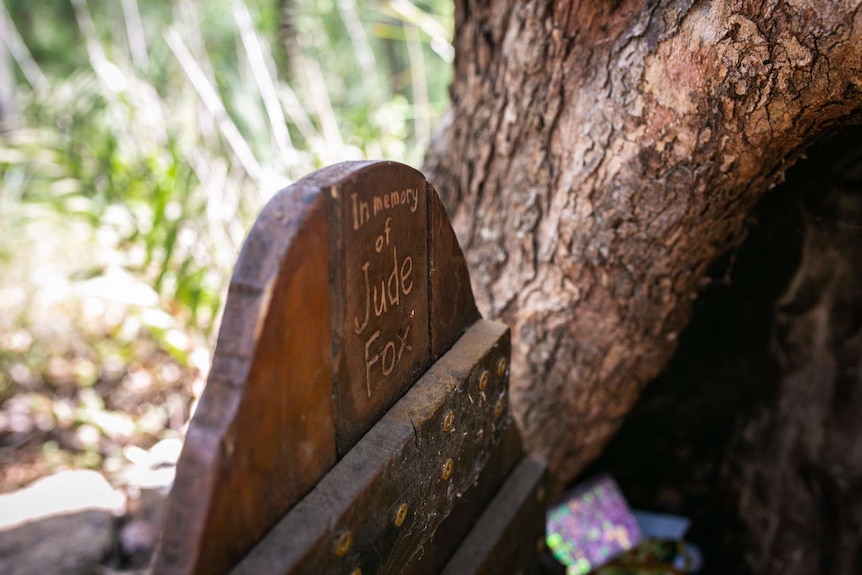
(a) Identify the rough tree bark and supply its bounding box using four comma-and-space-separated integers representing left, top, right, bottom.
594, 127, 862, 574
727, 129, 862, 574
423, 0, 862, 486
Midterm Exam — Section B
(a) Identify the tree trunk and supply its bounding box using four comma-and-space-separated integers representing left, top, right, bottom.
727, 128, 862, 574
422, 0, 862, 487
593, 126, 862, 574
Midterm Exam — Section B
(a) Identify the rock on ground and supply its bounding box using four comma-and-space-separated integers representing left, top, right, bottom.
0, 470, 125, 574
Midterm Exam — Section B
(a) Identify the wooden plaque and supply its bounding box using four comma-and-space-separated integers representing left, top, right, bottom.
232, 320, 512, 575
154, 187, 337, 575
329, 163, 431, 453
153, 162, 481, 574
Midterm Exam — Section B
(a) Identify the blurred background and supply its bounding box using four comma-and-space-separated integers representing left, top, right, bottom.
0, 0, 452, 497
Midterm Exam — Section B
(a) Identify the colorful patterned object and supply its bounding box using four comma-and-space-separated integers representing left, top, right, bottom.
546, 474, 643, 575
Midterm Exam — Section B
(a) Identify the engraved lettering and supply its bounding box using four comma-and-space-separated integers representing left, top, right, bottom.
396, 325, 412, 362
354, 261, 371, 335
348, 188, 424, 401
363, 324, 413, 397
400, 256, 413, 295
373, 280, 387, 316
382, 341, 396, 375
387, 246, 401, 308
364, 330, 382, 398
361, 189, 420, 222
351, 192, 370, 230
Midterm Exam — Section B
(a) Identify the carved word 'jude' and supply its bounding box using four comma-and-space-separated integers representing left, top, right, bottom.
347, 188, 423, 399
354, 216, 416, 396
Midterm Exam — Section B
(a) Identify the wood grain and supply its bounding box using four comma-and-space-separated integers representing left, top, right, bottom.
231, 320, 511, 575
154, 180, 337, 574
404, 423, 526, 573
440, 456, 547, 575
428, 182, 481, 360
153, 161, 485, 574
328, 162, 432, 454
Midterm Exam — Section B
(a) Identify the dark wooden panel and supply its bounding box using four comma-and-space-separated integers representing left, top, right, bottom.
403, 423, 525, 573
154, 163, 378, 574
154, 161, 488, 574
440, 456, 547, 575
428, 183, 480, 360
328, 162, 432, 454
231, 320, 511, 575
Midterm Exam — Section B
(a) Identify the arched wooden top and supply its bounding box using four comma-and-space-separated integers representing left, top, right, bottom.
154, 161, 480, 574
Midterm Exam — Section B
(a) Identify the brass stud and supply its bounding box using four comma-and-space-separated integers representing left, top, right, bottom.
478, 370, 489, 391
350, 569, 362, 575
441, 458, 454, 481
442, 410, 455, 432
335, 530, 352, 557
394, 503, 409, 527
494, 395, 506, 419
497, 357, 508, 377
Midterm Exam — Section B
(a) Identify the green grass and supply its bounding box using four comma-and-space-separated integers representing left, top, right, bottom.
0, 0, 453, 486
1, 0, 453, 346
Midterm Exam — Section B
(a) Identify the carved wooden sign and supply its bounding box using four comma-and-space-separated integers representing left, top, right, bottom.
329, 165, 431, 452
232, 320, 513, 575
153, 161, 483, 574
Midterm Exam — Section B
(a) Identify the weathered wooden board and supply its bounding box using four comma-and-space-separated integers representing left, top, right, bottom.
231, 320, 511, 575
328, 165, 480, 453
153, 161, 485, 574
428, 183, 481, 360
440, 456, 547, 575
328, 163, 432, 453
154, 182, 337, 575
403, 423, 526, 573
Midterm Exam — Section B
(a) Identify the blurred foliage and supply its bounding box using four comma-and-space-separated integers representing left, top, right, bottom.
0, 0, 453, 489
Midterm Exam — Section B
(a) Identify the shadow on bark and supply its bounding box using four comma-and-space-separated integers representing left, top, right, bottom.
590, 125, 862, 575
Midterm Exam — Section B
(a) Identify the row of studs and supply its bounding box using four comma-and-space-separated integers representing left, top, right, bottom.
330, 355, 510, 574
